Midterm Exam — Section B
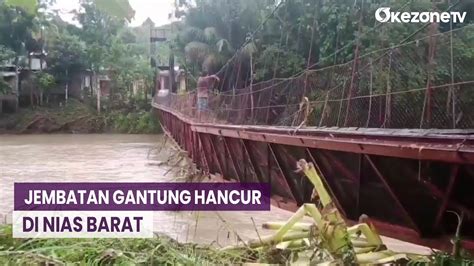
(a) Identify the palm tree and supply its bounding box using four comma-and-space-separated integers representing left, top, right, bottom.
180, 26, 234, 75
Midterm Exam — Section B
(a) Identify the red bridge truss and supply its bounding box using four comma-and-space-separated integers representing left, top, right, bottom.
153, 25, 474, 251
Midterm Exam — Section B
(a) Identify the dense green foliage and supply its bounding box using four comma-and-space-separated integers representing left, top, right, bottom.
0, 0, 154, 102
35, 72, 54, 92
172, 0, 474, 87
0, 0, 37, 57
0, 45, 14, 63
0, 0, 160, 133
45, 0, 153, 100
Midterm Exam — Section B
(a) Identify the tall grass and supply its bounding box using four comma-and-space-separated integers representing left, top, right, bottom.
0, 225, 252, 265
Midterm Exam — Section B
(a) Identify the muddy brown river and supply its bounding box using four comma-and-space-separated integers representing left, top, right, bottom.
0, 134, 430, 252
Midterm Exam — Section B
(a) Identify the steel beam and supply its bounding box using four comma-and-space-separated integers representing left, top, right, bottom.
422, 180, 474, 218
153, 105, 474, 251
267, 143, 297, 203
208, 135, 225, 177
187, 122, 474, 164
269, 143, 303, 204
364, 154, 420, 233
197, 133, 211, 174
241, 139, 265, 183
222, 137, 243, 182
434, 165, 460, 229
320, 150, 358, 181
267, 144, 273, 192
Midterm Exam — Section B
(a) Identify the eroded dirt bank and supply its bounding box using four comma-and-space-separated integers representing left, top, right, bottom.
0, 100, 159, 134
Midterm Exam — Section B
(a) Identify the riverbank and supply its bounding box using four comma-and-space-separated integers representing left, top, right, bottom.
0, 99, 161, 134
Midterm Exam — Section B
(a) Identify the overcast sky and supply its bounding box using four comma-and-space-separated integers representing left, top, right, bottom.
51, 0, 176, 27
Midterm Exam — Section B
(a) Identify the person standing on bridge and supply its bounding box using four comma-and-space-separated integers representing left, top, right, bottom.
196, 70, 220, 122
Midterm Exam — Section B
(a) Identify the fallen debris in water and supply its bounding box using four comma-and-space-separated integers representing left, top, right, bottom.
148, 135, 202, 181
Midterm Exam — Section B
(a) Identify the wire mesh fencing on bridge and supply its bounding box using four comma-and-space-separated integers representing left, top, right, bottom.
154, 25, 474, 130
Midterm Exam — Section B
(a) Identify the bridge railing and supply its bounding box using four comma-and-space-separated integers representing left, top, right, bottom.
154, 25, 474, 129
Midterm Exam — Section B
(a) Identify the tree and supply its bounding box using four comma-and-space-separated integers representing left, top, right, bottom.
4, 0, 37, 14
73, 0, 122, 71
1, 0, 158, 106
0, 45, 15, 63
172, 0, 271, 79
36, 71, 55, 104
105, 36, 153, 101
47, 32, 87, 83
0, 1, 38, 62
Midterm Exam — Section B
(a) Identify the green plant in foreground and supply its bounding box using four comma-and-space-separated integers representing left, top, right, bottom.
220, 159, 474, 265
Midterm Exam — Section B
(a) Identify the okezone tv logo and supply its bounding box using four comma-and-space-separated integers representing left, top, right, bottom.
375, 7, 467, 23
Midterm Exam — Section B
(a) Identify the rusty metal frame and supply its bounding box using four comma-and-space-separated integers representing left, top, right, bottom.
197, 133, 211, 174
241, 139, 266, 183
364, 154, 420, 233
319, 150, 362, 212
395, 162, 474, 220
269, 143, 303, 204
187, 123, 474, 164
192, 131, 198, 163
207, 135, 225, 177
267, 143, 298, 203
267, 143, 272, 187
154, 105, 474, 251
421, 178, 474, 218
320, 150, 359, 182
222, 137, 242, 182
157, 105, 474, 164
434, 165, 460, 229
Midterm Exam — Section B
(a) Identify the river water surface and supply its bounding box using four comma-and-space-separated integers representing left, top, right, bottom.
0, 134, 430, 252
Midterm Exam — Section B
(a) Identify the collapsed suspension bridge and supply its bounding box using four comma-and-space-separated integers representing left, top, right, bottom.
153, 21, 474, 251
